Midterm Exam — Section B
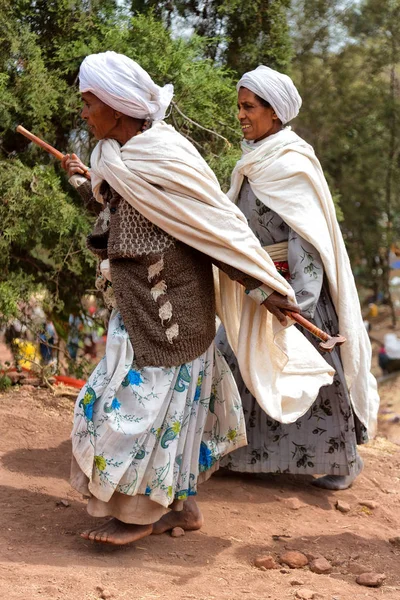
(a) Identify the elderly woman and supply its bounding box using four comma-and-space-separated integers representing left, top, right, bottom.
62, 53, 334, 545
217, 66, 379, 489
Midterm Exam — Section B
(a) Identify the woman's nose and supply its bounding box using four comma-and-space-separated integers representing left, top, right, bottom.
238, 106, 245, 120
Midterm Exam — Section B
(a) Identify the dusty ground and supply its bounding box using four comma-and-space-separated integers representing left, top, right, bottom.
1, 306, 400, 600
0, 375, 399, 600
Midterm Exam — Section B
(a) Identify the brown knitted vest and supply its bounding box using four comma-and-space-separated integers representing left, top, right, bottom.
85, 182, 216, 368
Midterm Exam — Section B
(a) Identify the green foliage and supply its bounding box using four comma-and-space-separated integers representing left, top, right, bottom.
131, 0, 292, 73
0, 272, 37, 322
10, 0, 390, 332
219, 0, 292, 75
0, 373, 12, 392
291, 0, 400, 296
0, 3, 248, 325
207, 146, 241, 192
0, 159, 94, 319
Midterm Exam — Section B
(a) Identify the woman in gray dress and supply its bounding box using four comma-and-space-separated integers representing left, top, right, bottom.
217, 66, 379, 490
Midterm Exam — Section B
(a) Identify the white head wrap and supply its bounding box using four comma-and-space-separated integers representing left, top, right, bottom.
79, 51, 173, 121
237, 65, 302, 124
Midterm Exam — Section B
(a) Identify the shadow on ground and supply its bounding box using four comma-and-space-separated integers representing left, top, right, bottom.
1, 439, 72, 481
0, 484, 231, 581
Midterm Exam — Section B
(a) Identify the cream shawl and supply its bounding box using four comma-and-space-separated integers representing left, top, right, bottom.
89, 121, 334, 423
229, 127, 379, 435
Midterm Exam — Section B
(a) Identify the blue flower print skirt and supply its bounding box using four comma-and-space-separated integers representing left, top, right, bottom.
71, 310, 246, 520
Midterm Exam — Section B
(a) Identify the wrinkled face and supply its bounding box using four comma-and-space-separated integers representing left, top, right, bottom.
237, 87, 278, 142
81, 91, 118, 140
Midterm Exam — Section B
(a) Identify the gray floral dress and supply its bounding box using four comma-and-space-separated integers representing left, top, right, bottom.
216, 179, 367, 476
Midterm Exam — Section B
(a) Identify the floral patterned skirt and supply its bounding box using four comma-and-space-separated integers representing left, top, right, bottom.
71, 310, 246, 522
216, 283, 368, 476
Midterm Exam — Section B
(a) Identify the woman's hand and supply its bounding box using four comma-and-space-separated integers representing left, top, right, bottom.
262, 291, 300, 326
61, 153, 89, 178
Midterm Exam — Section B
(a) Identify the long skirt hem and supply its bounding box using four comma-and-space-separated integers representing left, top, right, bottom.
71, 458, 220, 525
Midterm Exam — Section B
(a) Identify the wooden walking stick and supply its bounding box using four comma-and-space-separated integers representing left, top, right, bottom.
285, 310, 346, 353
16, 125, 91, 180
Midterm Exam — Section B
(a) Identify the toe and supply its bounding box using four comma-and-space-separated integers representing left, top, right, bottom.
80, 530, 91, 540
99, 532, 111, 544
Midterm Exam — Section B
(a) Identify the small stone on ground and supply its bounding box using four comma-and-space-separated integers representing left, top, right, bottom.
335, 500, 351, 513
254, 555, 279, 570
56, 499, 70, 508
356, 572, 386, 587
171, 527, 185, 538
358, 500, 378, 509
280, 550, 309, 569
309, 557, 332, 574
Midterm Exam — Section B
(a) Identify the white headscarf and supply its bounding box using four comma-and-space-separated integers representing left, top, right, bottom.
79, 51, 174, 121
237, 65, 302, 124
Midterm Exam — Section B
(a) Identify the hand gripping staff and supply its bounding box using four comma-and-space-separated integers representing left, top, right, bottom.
285, 310, 346, 353
16, 125, 91, 180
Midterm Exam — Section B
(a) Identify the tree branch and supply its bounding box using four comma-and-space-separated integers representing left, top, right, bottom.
171, 101, 232, 148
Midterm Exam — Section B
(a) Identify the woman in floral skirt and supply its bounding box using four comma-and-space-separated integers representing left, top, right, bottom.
61, 52, 327, 545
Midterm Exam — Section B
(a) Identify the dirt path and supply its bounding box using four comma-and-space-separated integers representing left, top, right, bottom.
0, 383, 399, 600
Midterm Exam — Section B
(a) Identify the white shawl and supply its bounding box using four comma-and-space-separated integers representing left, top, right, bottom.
229, 127, 379, 435
89, 121, 334, 423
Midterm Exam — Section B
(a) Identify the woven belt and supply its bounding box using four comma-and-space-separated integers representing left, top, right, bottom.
263, 241, 288, 262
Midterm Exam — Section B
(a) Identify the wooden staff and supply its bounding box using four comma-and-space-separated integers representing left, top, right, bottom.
285, 310, 346, 353
16, 125, 90, 180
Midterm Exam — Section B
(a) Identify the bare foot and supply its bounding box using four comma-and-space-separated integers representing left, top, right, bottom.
312, 455, 364, 490
81, 518, 153, 545
152, 496, 204, 535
